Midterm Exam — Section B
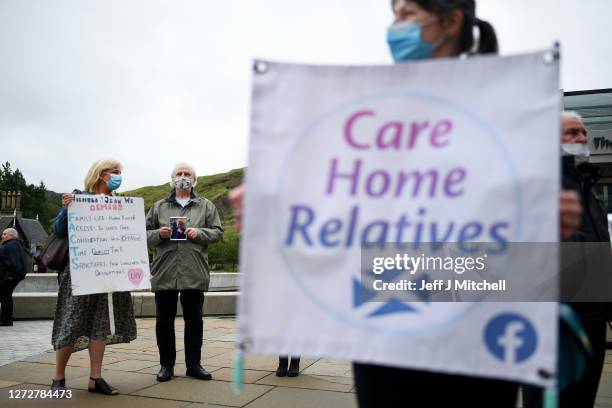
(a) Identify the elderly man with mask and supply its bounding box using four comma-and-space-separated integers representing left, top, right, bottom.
557, 111, 610, 406
146, 163, 224, 382
523, 111, 611, 407
0, 228, 27, 326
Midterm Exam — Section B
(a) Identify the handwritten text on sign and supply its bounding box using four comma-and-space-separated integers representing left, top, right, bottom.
68, 195, 151, 295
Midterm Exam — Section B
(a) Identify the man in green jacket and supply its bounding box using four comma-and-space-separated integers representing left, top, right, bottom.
146, 163, 223, 382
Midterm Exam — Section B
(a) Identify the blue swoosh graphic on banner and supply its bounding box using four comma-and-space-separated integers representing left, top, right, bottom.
353, 271, 437, 317
368, 300, 418, 317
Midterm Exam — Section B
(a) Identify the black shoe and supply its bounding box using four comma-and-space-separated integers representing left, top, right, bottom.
0, 321, 13, 326
186, 365, 212, 380
156, 366, 174, 382
276, 357, 288, 377
88, 377, 119, 395
287, 358, 300, 377
50, 378, 65, 391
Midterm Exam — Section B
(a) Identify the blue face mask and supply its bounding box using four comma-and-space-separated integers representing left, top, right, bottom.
387, 20, 440, 62
106, 174, 122, 191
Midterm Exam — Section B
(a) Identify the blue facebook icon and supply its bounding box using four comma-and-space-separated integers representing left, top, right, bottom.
484, 313, 537, 363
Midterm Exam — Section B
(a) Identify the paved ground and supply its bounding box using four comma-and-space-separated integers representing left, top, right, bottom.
0, 318, 357, 407
1, 318, 612, 407
0, 320, 54, 366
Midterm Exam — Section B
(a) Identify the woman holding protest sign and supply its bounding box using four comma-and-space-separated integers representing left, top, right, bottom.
50, 158, 137, 395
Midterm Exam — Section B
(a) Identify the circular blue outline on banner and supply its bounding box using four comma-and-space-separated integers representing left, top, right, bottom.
273, 91, 523, 336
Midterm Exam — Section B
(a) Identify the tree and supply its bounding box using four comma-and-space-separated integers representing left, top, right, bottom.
0, 162, 53, 229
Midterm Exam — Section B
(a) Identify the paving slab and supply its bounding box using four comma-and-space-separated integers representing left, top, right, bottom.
203, 352, 235, 368
255, 373, 353, 392
204, 346, 233, 359
301, 360, 353, 378
23, 352, 123, 367
0, 383, 190, 408
132, 377, 272, 407
0, 380, 22, 389
102, 359, 160, 372
212, 368, 270, 384
0, 361, 89, 385
243, 386, 357, 408
70, 370, 159, 394
205, 341, 234, 349
136, 320, 157, 329
600, 372, 612, 398
210, 335, 237, 342
596, 396, 612, 408
0, 321, 54, 366
204, 333, 233, 341
204, 321, 237, 330
106, 339, 157, 351
137, 364, 222, 377
104, 351, 161, 362
242, 356, 281, 372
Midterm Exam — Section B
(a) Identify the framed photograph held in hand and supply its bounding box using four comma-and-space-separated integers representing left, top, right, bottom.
170, 216, 187, 240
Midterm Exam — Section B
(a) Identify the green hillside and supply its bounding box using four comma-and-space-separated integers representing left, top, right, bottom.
124, 167, 244, 271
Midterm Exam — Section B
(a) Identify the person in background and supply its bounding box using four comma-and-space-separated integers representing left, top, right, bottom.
146, 163, 224, 382
51, 158, 137, 395
350, 2, 585, 406
523, 111, 610, 407
276, 355, 300, 377
0, 228, 27, 326
33, 250, 47, 274
231, 186, 303, 379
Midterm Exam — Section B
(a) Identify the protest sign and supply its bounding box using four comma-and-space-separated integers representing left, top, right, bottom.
68, 194, 151, 295
239, 50, 561, 386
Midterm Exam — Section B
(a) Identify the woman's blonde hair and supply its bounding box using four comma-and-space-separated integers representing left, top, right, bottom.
84, 158, 123, 192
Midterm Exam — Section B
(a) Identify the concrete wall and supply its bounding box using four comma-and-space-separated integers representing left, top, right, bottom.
11, 272, 239, 319
15, 272, 239, 293
13, 292, 238, 320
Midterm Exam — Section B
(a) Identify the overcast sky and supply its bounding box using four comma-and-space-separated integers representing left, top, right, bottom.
1, 0, 610, 193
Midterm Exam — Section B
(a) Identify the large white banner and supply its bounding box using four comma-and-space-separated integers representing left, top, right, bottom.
68, 195, 151, 295
239, 50, 560, 387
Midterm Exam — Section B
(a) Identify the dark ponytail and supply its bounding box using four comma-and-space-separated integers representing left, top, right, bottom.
474, 18, 498, 54
390, 0, 499, 55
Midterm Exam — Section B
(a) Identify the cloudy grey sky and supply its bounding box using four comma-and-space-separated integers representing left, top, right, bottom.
1, 0, 610, 192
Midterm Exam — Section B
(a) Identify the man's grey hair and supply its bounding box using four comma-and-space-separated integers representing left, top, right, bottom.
561, 110, 583, 122
169, 163, 197, 188
3, 228, 18, 239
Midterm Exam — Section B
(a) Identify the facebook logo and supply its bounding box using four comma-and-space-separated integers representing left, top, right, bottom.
484, 313, 537, 363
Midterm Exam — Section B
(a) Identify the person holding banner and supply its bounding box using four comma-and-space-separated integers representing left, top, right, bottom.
230, 0, 584, 406
50, 158, 137, 395
146, 163, 223, 382
353, 1, 586, 407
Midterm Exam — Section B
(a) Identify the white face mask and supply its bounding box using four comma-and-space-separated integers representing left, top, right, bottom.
173, 176, 193, 191
562, 143, 590, 165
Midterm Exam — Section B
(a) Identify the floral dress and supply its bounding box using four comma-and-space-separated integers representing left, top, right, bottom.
50, 191, 137, 351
